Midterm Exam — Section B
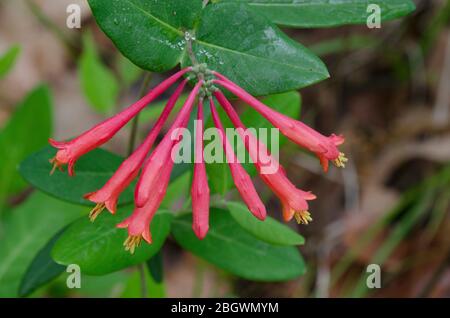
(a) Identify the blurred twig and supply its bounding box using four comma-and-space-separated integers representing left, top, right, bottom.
421, 0, 450, 53
127, 73, 152, 155
418, 240, 450, 297
137, 264, 148, 298
432, 30, 450, 126
24, 0, 79, 56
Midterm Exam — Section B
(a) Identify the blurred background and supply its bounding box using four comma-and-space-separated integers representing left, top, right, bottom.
0, 0, 449, 297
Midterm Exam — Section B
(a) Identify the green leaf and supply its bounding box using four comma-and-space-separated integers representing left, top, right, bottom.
19, 229, 67, 297
226, 201, 305, 246
116, 54, 143, 85
182, 2, 328, 95
139, 93, 189, 123
87, 0, 203, 72
206, 91, 301, 194
89, 1, 327, 95
161, 171, 191, 209
79, 32, 119, 113
0, 86, 52, 211
51, 209, 172, 275
146, 250, 164, 283
0, 45, 20, 79
222, 0, 416, 28
0, 192, 84, 297
75, 271, 130, 297
172, 208, 306, 281
310, 35, 379, 57
19, 146, 134, 206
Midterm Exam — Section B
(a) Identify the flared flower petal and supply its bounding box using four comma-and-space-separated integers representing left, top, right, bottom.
49, 68, 191, 176
213, 73, 347, 172
135, 81, 203, 207
215, 91, 315, 223
191, 99, 210, 239
209, 98, 266, 221
117, 154, 175, 253
84, 80, 187, 221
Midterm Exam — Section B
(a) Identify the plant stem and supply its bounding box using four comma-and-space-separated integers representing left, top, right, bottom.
192, 259, 205, 297
202, 0, 210, 9
185, 32, 199, 66
185, 32, 206, 85
137, 263, 148, 298
127, 73, 152, 155
24, 0, 78, 56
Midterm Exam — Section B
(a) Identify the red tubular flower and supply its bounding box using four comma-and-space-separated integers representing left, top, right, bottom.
117, 154, 176, 254
84, 80, 187, 221
213, 73, 347, 172
191, 99, 210, 239
134, 81, 203, 208
209, 98, 267, 221
215, 91, 316, 223
49, 67, 191, 176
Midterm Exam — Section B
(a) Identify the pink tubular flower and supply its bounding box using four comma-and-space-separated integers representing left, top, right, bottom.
191, 99, 210, 239
134, 81, 203, 208
83, 80, 187, 221
215, 91, 316, 223
213, 73, 347, 172
49, 67, 191, 176
117, 155, 175, 254
209, 98, 266, 221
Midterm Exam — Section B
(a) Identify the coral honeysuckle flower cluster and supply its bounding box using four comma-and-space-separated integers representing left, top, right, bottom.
49, 64, 347, 253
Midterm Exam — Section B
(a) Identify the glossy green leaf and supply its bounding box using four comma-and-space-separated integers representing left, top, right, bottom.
0, 45, 20, 79
0, 192, 84, 297
182, 2, 329, 96
51, 209, 172, 275
19, 229, 67, 297
87, 0, 203, 72
0, 86, 52, 211
19, 146, 134, 206
89, 1, 328, 95
79, 32, 119, 113
226, 201, 305, 246
172, 209, 306, 281
207, 91, 301, 194
222, 0, 416, 28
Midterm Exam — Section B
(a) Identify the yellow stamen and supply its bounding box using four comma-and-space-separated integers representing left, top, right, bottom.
49, 157, 64, 175
333, 152, 348, 168
88, 203, 106, 222
294, 210, 313, 225
123, 235, 142, 254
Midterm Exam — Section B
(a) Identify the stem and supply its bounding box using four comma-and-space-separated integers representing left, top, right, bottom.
192, 260, 205, 297
24, 0, 78, 56
127, 73, 152, 155
137, 263, 148, 298
185, 32, 199, 66
202, 0, 210, 8
185, 32, 206, 85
